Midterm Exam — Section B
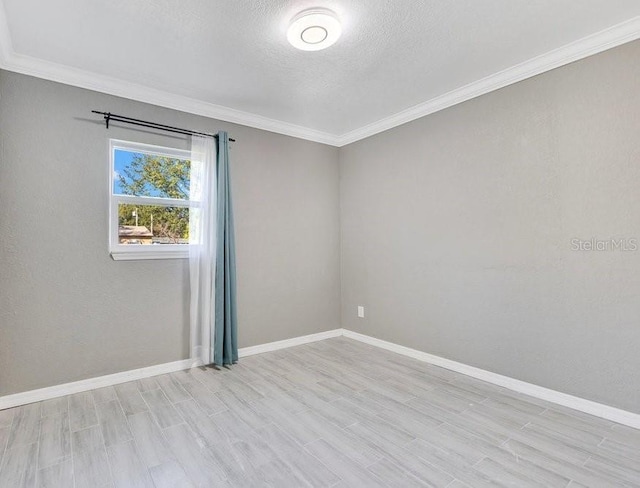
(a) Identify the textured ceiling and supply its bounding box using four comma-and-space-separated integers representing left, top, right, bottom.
2, 0, 640, 143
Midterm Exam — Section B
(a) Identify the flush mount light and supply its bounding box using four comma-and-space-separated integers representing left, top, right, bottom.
287, 8, 342, 51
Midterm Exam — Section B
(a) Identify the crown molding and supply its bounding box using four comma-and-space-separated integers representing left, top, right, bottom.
0, 6, 340, 147
334, 16, 640, 146
1, 2, 639, 148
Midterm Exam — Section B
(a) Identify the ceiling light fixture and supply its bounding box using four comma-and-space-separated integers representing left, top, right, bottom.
287, 8, 342, 51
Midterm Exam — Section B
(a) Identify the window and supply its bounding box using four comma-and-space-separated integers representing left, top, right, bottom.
109, 140, 191, 260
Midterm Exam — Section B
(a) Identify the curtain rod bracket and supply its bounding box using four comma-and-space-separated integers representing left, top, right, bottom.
91, 110, 235, 141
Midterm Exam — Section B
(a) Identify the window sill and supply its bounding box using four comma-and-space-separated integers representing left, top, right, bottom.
110, 249, 189, 261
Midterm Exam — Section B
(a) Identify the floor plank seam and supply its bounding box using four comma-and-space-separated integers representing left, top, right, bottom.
3, 337, 640, 487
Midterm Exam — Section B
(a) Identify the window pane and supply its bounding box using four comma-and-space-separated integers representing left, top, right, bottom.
113, 149, 190, 199
118, 203, 189, 245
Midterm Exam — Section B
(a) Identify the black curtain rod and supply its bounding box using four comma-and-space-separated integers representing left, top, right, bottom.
91, 111, 235, 141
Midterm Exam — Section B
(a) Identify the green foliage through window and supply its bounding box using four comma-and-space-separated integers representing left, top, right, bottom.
115, 152, 191, 244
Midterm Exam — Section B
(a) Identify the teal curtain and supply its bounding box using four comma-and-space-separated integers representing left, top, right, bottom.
214, 132, 238, 365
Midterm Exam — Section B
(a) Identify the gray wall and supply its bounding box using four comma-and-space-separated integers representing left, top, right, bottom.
340, 40, 640, 413
0, 70, 340, 396
2, 40, 640, 414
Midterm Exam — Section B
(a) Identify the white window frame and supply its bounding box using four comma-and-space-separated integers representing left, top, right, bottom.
109, 139, 191, 261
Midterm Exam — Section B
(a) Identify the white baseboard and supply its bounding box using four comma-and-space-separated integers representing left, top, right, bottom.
238, 329, 343, 357
0, 359, 193, 410
342, 329, 640, 430
0, 328, 342, 410
3, 327, 639, 431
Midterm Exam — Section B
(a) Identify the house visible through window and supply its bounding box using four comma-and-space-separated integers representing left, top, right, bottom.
109, 139, 192, 260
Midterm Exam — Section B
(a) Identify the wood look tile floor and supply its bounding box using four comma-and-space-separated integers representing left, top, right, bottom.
1, 337, 639, 487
